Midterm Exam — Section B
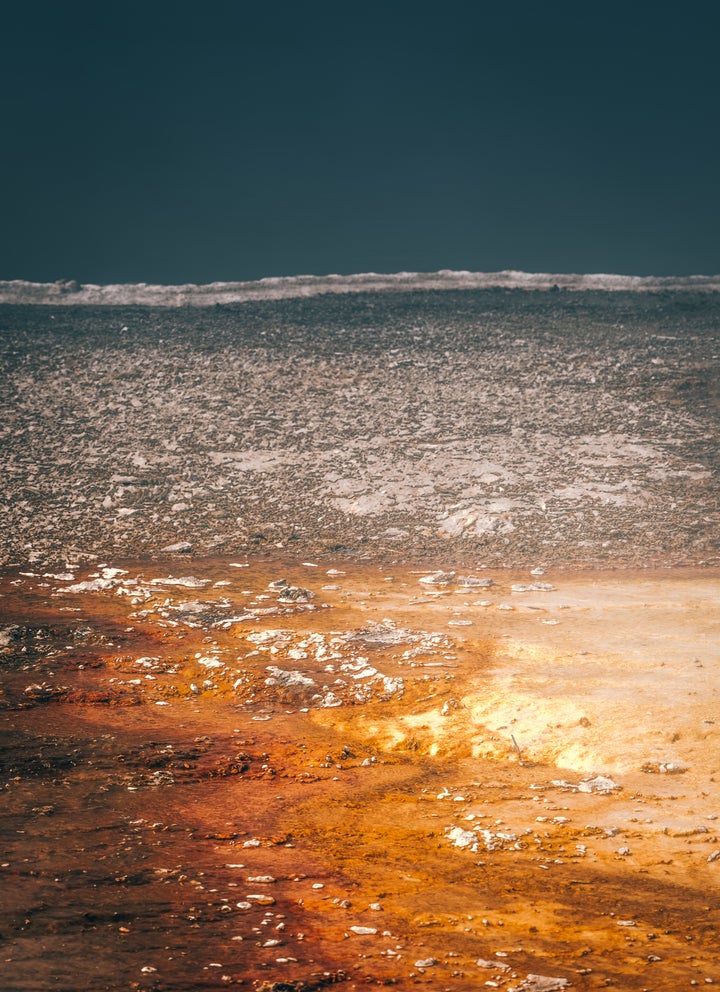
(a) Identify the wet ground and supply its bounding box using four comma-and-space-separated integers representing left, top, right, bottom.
2, 558, 720, 991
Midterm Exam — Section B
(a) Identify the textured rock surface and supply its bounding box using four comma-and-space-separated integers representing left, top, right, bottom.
1, 288, 718, 567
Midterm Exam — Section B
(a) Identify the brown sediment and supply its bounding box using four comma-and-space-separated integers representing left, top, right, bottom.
1, 558, 719, 990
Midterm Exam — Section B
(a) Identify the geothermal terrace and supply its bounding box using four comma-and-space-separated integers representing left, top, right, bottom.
1, 284, 719, 991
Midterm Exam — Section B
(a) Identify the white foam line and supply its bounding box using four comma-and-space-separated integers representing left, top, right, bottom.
2, 269, 719, 306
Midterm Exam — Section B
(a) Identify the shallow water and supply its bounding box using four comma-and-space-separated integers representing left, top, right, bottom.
2, 558, 720, 990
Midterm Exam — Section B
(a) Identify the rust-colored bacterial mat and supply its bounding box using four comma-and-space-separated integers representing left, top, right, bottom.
1, 558, 719, 991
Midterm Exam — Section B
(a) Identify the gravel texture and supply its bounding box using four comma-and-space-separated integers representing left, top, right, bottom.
1, 288, 718, 568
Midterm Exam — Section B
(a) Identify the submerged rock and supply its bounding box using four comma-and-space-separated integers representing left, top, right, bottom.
348, 620, 415, 645
245, 893, 276, 906
511, 582, 556, 592
510, 977, 569, 992
149, 576, 210, 588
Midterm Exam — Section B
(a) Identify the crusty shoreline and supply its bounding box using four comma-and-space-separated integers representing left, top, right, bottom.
1, 289, 718, 570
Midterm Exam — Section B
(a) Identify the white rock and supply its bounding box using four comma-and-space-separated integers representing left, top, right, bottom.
477, 958, 510, 970
659, 760, 689, 774
457, 575, 494, 587
447, 826, 478, 850
319, 691, 343, 707
198, 657, 223, 669
419, 570, 456, 585
247, 629, 291, 644
64, 578, 116, 593
149, 576, 210, 588
478, 827, 519, 851
578, 775, 621, 793
265, 667, 314, 688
